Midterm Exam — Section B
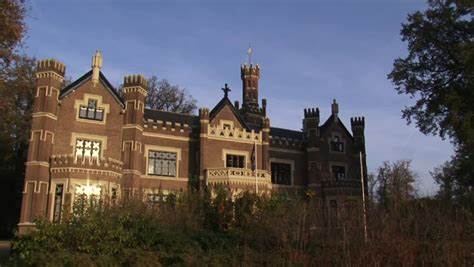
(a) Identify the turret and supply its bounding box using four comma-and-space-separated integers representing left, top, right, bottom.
199, 107, 210, 185
261, 117, 271, 171
121, 74, 148, 193
19, 58, 66, 233
303, 108, 320, 140
351, 117, 365, 149
241, 63, 260, 112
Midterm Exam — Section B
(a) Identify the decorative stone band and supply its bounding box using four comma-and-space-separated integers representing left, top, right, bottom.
122, 86, 148, 97
206, 167, 272, 188
36, 71, 65, 82
207, 124, 262, 143
51, 154, 123, 172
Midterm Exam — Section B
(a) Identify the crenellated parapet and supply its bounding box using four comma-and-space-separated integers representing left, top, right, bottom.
143, 118, 193, 135
240, 63, 260, 78
36, 59, 66, 82
303, 107, 320, 137
122, 75, 148, 96
351, 116, 365, 147
50, 154, 123, 178
270, 136, 304, 147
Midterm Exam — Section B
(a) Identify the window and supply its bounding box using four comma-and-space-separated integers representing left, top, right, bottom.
148, 151, 177, 177
330, 136, 344, 152
332, 165, 346, 180
75, 139, 101, 160
147, 194, 166, 204
53, 184, 64, 223
271, 162, 292, 185
226, 154, 245, 168
223, 123, 232, 130
79, 99, 104, 121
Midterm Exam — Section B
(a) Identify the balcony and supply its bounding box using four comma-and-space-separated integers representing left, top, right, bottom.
206, 167, 272, 189
50, 154, 123, 178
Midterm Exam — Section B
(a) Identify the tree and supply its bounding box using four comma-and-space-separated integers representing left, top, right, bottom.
146, 76, 197, 114
375, 160, 417, 208
388, 0, 474, 193
0, 55, 36, 237
0, 0, 27, 72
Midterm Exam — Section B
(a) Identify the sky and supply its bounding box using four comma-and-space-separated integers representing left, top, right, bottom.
24, 0, 454, 195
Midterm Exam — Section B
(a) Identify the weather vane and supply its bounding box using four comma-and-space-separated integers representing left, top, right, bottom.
247, 43, 252, 65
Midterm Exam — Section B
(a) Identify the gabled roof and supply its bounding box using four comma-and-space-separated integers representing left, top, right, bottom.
320, 114, 354, 141
59, 70, 124, 108
209, 96, 250, 131
270, 127, 304, 140
144, 109, 199, 126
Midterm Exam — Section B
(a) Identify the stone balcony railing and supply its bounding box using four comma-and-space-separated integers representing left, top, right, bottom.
50, 154, 123, 176
205, 167, 272, 188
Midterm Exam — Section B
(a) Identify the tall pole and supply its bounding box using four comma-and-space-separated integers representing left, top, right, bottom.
360, 151, 368, 242
255, 141, 258, 194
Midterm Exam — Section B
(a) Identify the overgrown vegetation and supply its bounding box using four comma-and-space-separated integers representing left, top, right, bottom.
6, 189, 474, 266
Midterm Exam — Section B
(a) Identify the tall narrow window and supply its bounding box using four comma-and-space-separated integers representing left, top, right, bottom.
271, 162, 292, 185
53, 184, 64, 223
79, 99, 104, 121
226, 154, 245, 168
148, 151, 177, 177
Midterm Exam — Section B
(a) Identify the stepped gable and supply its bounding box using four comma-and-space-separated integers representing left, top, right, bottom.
144, 108, 199, 127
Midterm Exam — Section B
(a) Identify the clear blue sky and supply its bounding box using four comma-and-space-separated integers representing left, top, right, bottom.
24, 0, 453, 195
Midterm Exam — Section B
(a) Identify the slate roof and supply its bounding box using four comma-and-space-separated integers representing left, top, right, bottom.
144, 109, 199, 126
270, 127, 304, 140
59, 70, 124, 107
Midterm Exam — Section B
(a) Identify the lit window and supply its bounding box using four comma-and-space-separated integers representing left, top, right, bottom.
330, 136, 344, 152
332, 165, 346, 180
147, 193, 166, 204
75, 139, 101, 160
226, 154, 245, 168
148, 151, 177, 177
79, 99, 104, 121
271, 162, 292, 185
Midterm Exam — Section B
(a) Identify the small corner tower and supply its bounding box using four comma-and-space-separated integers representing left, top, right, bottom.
121, 74, 148, 193
240, 46, 265, 126
19, 58, 66, 233
350, 117, 365, 151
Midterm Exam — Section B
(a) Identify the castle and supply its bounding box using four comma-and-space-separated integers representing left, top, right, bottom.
18, 51, 367, 233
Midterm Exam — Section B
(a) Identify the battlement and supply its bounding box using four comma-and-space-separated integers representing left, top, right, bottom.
199, 108, 210, 119
304, 108, 320, 118
350, 116, 365, 127
37, 59, 66, 76
240, 64, 260, 78
262, 117, 270, 129
143, 118, 193, 134
123, 74, 148, 89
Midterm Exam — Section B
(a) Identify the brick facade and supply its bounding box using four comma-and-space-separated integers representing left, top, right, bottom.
18, 52, 367, 233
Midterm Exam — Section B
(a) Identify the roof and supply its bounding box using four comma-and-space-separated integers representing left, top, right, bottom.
209, 96, 250, 131
320, 114, 354, 141
59, 70, 124, 107
144, 108, 199, 126
270, 127, 304, 140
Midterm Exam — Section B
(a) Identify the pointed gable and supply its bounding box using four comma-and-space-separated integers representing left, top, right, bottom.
59, 70, 124, 108
320, 114, 354, 141
209, 96, 250, 130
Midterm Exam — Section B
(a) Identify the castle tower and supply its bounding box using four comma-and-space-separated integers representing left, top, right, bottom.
241, 63, 260, 111
121, 75, 148, 193
19, 59, 66, 233
351, 117, 367, 189
303, 108, 322, 189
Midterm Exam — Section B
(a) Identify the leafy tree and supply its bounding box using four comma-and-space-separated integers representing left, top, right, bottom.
388, 0, 474, 191
375, 160, 417, 208
0, 0, 26, 72
0, 55, 36, 238
146, 75, 197, 114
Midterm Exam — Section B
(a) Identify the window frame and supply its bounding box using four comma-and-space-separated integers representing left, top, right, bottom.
270, 162, 292, 185
226, 154, 245, 168
147, 150, 178, 177
79, 99, 104, 121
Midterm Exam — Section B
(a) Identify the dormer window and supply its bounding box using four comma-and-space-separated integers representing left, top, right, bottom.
330, 136, 344, 152
79, 99, 104, 121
